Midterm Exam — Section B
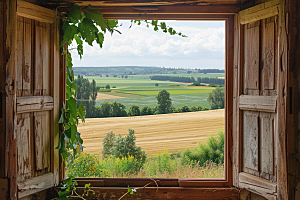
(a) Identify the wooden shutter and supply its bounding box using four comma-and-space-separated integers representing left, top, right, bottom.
15, 1, 60, 198
233, 0, 287, 199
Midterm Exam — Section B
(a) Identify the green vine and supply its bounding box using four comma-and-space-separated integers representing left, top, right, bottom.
55, 4, 186, 199
56, 3, 187, 162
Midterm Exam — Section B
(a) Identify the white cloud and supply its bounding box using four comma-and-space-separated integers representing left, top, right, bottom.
71, 20, 225, 69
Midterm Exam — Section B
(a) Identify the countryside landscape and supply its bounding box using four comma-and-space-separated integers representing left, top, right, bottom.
67, 66, 225, 179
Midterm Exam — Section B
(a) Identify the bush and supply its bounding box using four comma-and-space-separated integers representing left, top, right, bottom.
112, 86, 116, 88
111, 101, 127, 117
141, 106, 153, 115
128, 105, 140, 116
66, 153, 110, 178
207, 86, 225, 109
102, 131, 116, 157
181, 131, 224, 166
168, 84, 180, 86
208, 83, 219, 87
155, 83, 159, 86
105, 84, 110, 89
181, 106, 190, 112
201, 107, 209, 111
190, 106, 198, 112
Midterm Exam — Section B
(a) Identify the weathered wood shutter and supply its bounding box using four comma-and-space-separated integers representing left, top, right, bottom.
233, 0, 287, 199
15, 1, 60, 198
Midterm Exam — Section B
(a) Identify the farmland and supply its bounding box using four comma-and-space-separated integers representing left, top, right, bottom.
85, 74, 223, 109
78, 109, 225, 156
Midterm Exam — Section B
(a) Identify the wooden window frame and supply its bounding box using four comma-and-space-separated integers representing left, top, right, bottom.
70, 11, 235, 189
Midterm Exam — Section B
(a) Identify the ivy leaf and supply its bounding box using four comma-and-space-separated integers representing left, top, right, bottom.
160, 22, 166, 29
95, 32, 104, 48
74, 34, 83, 58
108, 20, 118, 28
71, 124, 77, 143
84, 5, 107, 32
78, 18, 97, 46
60, 22, 77, 47
67, 4, 81, 21
78, 103, 86, 122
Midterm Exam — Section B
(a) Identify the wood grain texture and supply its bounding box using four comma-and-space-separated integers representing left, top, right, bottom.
244, 22, 259, 90
262, 19, 275, 90
239, 95, 277, 112
243, 111, 259, 172
260, 113, 274, 176
16, 16, 23, 97
240, 5, 278, 24
17, 172, 54, 198
16, 96, 54, 113
34, 22, 43, 96
16, 113, 32, 182
17, 0, 55, 23
23, 18, 32, 96
6, 0, 18, 199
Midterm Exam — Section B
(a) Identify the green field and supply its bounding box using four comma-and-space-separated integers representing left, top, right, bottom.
127, 73, 225, 80
85, 74, 223, 109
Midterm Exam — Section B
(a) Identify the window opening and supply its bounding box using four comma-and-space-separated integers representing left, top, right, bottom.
67, 20, 226, 180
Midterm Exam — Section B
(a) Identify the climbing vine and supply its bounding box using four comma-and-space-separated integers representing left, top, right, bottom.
56, 4, 186, 162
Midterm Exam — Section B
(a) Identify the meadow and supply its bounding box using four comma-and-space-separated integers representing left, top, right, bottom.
85, 74, 222, 109
78, 109, 225, 156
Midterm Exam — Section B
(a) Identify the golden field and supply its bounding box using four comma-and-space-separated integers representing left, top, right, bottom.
78, 109, 225, 156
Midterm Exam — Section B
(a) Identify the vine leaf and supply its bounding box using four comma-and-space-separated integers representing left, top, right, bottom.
84, 5, 107, 32
67, 4, 81, 21
78, 18, 98, 45
61, 23, 77, 47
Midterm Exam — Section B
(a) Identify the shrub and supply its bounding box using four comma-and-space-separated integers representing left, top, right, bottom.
201, 107, 209, 111
102, 131, 116, 157
105, 84, 110, 89
208, 83, 219, 87
197, 106, 203, 111
181, 106, 190, 112
190, 106, 198, 112
141, 106, 153, 115
111, 101, 127, 117
66, 153, 110, 177
112, 86, 116, 88
128, 105, 140, 116
112, 129, 147, 166
155, 83, 159, 86
168, 84, 180, 86
207, 86, 225, 109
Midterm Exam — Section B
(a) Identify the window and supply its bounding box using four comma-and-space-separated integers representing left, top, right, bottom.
69, 11, 234, 188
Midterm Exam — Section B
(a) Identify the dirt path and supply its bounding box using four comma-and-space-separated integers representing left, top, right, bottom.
79, 109, 225, 156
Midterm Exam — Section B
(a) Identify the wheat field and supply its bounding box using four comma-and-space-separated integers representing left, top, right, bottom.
78, 109, 225, 156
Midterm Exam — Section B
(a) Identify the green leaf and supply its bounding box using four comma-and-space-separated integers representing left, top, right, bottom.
108, 20, 118, 28
78, 19, 97, 45
67, 4, 81, 21
84, 5, 107, 32
74, 34, 83, 58
58, 113, 64, 123
95, 32, 104, 48
78, 103, 86, 122
71, 124, 77, 143
60, 23, 77, 47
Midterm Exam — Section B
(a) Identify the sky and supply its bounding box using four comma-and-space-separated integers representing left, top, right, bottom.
71, 20, 225, 69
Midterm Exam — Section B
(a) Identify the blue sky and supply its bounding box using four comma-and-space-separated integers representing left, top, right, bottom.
71, 20, 225, 69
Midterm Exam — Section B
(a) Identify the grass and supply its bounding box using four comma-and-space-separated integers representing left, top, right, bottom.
127, 73, 225, 80
95, 93, 211, 108
78, 109, 225, 156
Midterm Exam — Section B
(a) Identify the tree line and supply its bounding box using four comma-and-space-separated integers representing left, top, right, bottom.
151, 75, 195, 83
197, 77, 225, 85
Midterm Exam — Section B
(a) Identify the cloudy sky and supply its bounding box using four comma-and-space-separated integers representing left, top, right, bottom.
71, 20, 225, 69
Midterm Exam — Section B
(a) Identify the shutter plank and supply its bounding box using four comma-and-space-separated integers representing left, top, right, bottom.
239, 95, 277, 112
263, 20, 275, 90
17, 96, 53, 114
244, 22, 260, 90
34, 112, 43, 170
17, 113, 32, 182
23, 18, 32, 96
34, 22, 43, 96
260, 113, 274, 176
243, 111, 259, 171
42, 23, 50, 96
16, 16, 23, 97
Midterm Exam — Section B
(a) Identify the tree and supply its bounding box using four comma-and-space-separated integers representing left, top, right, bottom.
112, 129, 146, 165
207, 86, 225, 109
141, 106, 153, 115
128, 105, 140, 116
156, 89, 172, 114
111, 101, 127, 117
101, 102, 111, 117
124, 75, 128, 79
105, 84, 110, 89
102, 131, 116, 157
155, 83, 159, 86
